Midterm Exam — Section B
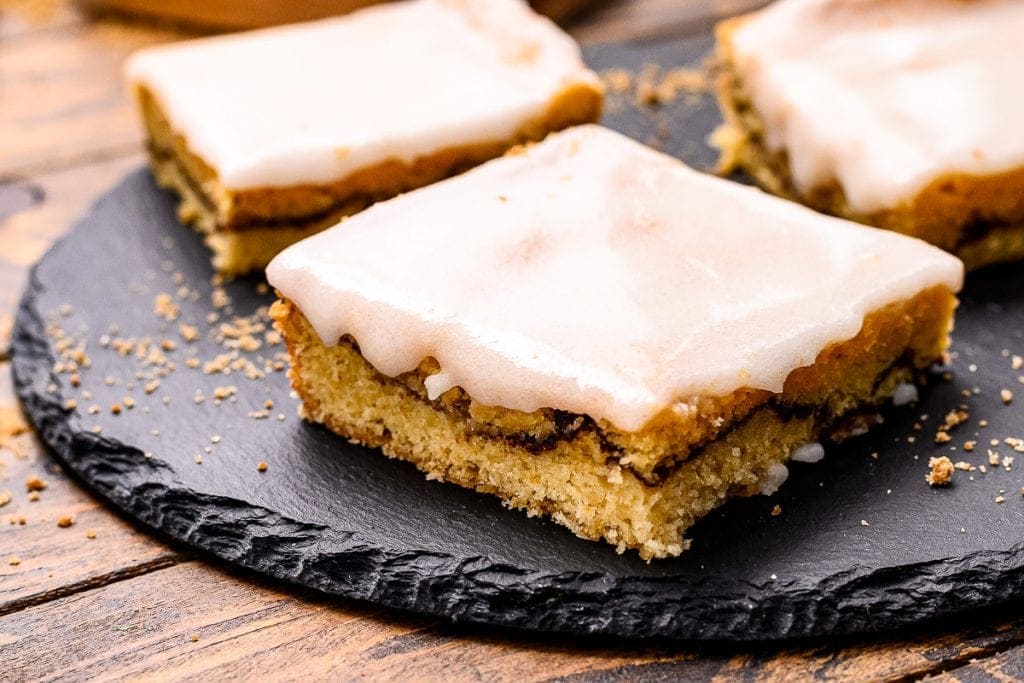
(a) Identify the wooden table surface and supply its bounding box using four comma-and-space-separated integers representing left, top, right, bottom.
2, 1, 1023, 679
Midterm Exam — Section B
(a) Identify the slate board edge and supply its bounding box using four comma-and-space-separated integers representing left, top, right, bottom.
10, 172, 1024, 642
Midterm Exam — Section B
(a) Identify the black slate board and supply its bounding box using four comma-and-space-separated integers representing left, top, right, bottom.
12, 35, 1024, 642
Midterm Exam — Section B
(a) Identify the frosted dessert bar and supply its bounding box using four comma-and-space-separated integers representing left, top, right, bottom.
713, 0, 1024, 270
125, 0, 603, 276
267, 125, 963, 559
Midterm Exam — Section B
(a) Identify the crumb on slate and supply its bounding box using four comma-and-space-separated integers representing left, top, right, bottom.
926, 456, 954, 486
26, 475, 47, 492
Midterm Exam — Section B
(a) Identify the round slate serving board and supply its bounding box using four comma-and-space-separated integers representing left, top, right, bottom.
12, 35, 1024, 642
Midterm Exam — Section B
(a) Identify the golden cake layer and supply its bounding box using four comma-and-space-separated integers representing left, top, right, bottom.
272, 286, 956, 559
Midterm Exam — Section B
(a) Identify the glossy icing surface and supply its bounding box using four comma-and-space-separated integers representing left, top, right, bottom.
125, 0, 599, 190
730, 0, 1024, 213
268, 125, 963, 432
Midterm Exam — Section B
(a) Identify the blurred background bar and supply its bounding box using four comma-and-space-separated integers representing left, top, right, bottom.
72, 0, 603, 28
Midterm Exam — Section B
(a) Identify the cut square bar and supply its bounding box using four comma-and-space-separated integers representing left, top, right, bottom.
713, 0, 1024, 270
126, 0, 603, 275
268, 125, 962, 559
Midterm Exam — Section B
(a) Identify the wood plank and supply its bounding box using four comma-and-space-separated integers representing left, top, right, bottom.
570, 0, 769, 43
0, 561, 686, 681
0, 361, 185, 616
4, 555, 1024, 681
941, 643, 1024, 682
0, 18, 193, 175
0, 0, 84, 41
0, 152, 145, 350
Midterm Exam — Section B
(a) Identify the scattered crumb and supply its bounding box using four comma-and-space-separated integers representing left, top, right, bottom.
926, 456, 954, 486
211, 288, 230, 309
28, 491, 40, 502
111, 404, 122, 415
1002, 388, 1014, 404
154, 293, 180, 321
57, 515, 74, 528
601, 68, 632, 93
257, 461, 268, 473
191, 634, 199, 643
25, 475, 47, 492
934, 432, 952, 444
860, 519, 870, 527
179, 324, 200, 342
996, 495, 1006, 504
85, 529, 97, 539
632, 63, 708, 106
194, 455, 203, 464
8, 556, 20, 566
0, 491, 10, 507
212, 386, 237, 400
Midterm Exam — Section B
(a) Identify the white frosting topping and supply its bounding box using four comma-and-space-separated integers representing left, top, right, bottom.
791, 443, 825, 464
125, 0, 599, 190
267, 125, 963, 432
731, 0, 1024, 213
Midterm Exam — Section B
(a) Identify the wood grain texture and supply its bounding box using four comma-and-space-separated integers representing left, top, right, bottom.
5, 558, 1024, 681
0, 561, 686, 681
941, 642, 1024, 682
0, 0, 85, 40
0, 363, 185, 617
569, 0, 768, 43
0, 17, 193, 175
0, 153, 145, 362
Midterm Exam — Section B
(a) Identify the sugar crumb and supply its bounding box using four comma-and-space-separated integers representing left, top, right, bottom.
926, 456, 954, 486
